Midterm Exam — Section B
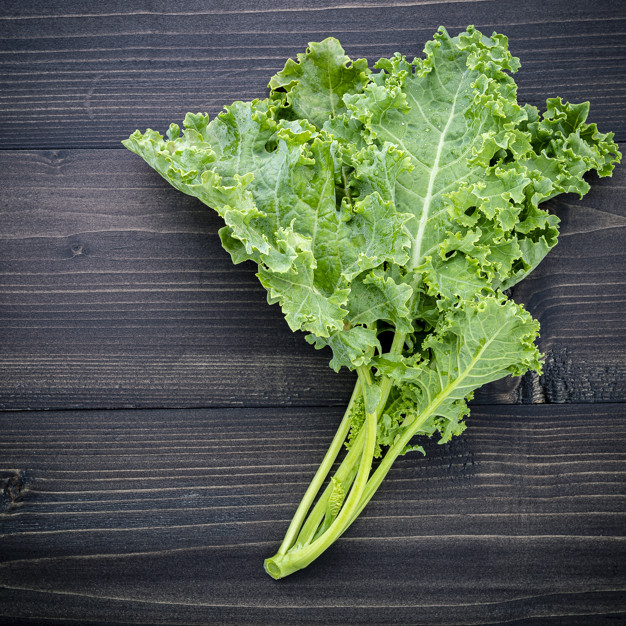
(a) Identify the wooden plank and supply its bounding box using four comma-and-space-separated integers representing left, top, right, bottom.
0, 0, 623, 149
1, 150, 624, 410
0, 403, 624, 623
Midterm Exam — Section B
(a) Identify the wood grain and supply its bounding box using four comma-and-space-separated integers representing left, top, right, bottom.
1, 150, 624, 410
0, 404, 624, 624
0, 0, 624, 149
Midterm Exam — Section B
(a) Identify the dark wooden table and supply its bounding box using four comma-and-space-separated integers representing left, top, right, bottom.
1, 1, 624, 623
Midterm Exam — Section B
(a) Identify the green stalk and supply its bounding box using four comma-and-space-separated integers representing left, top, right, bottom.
345, 405, 435, 527
264, 367, 378, 579
264, 331, 409, 578
274, 378, 363, 557
295, 423, 365, 547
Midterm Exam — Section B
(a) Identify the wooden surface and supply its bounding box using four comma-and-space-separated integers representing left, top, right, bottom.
0, 1, 624, 624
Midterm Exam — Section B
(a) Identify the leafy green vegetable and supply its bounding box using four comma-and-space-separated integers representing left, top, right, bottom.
123, 26, 620, 579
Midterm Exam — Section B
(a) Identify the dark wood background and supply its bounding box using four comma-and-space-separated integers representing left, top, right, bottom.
0, 1, 624, 623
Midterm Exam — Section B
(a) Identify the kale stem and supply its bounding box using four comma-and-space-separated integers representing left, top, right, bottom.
288, 367, 372, 548
295, 421, 364, 547
274, 377, 363, 557
265, 367, 377, 579
296, 332, 407, 547
265, 331, 408, 578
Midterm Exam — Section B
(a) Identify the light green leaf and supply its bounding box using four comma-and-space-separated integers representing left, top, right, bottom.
347, 268, 413, 334
124, 98, 410, 339
346, 26, 527, 296
306, 325, 381, 373
375, 294, 542, 443
258, 244, 350, 337
269, 37, 370, 128
344, 26, 620, 299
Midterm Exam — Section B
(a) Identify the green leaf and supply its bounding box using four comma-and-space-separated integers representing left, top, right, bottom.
347, 268, 413, 334
258, 244, 349, 337
344, 26, 620, 300
124, 99, 411, 339
269, 37, 370, 128
346, 27, 527, 296
306, 325, 380, 372
375, 294, 542, 444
